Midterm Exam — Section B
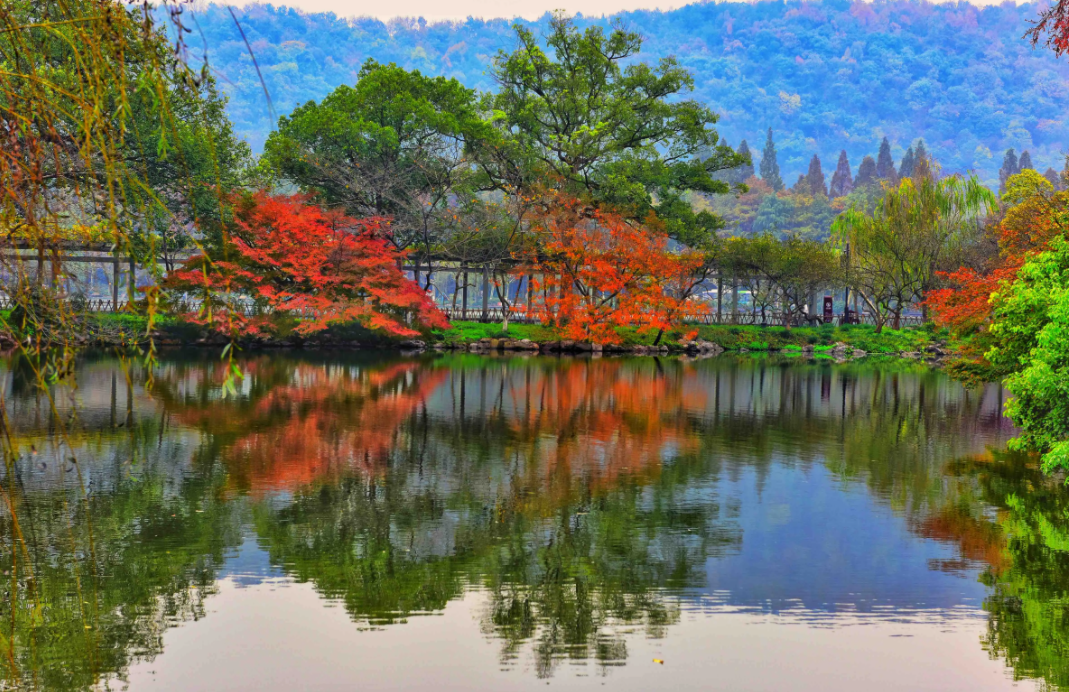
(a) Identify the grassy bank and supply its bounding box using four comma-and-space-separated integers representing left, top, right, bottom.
2, 310, 944, 357
434, 321, 943, 354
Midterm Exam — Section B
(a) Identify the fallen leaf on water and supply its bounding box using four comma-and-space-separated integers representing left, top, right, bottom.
653, 659, 664, 665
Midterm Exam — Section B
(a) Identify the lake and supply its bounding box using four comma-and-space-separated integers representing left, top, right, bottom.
1, 351, 1065, 691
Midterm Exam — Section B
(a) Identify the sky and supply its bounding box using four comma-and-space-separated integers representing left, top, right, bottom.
225, 0, 1023, 22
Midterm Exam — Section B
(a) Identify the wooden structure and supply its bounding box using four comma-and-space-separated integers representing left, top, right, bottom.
0, 244, 925, 328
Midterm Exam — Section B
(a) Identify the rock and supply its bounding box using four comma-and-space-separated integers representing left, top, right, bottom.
900, 351, 922, 359
399, 339, 426, 351
489, 338, 502, 350
559, 340, 576, 352
851, 348, 868, 357
516, 339, 539, 351
432, 343, 446, 351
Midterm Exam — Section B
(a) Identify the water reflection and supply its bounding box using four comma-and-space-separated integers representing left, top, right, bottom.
0, 352, 1059, 690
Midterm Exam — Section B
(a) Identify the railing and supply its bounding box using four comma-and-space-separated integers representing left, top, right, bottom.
0, 291, 926, 330
439, 305, 926, 328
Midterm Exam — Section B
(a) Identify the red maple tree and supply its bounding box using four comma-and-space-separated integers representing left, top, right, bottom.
517, 197, 707, 345
928, 180, 1068, 340
166, 192, 448, 338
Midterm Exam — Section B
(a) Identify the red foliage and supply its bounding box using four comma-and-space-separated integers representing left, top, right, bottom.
1028, 0, 1069, 56
517, 198, 708, 345
929, 189, 1069, 338
927, 263, 1021, 336
166, 192, 448, 337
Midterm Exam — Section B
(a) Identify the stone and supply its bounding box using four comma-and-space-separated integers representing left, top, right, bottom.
398, 339, 426, 351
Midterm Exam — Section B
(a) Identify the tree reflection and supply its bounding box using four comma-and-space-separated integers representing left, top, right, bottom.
2, 352, 1054, 688
0, 413, 240, 691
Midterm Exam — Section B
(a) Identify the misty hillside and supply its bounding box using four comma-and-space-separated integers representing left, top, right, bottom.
194, 0, 1069, 186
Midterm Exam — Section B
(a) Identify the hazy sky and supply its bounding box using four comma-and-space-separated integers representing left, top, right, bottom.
227, 0, 1018, 23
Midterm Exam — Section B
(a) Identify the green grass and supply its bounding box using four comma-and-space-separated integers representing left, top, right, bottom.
435, 320, 946, 354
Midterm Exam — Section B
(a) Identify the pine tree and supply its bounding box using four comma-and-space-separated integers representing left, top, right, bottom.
854, 155, 878, 188
804, 154, 828, 197
898, 146, 915, 179
1019, 150, 1034, 171
737, 140, 755, 181
791, 173, 808, 194
999, 149, 1020, 194
1044, 167, 1061, 191
875, 137, 897, 182
760, 128, 784, 191
829, 150, 853, 197
914, 140, 929, 164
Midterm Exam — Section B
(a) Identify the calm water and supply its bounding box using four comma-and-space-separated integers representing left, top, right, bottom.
1, 351, 1066, 691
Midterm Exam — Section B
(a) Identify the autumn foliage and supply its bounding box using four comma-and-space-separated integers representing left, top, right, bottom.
518, 197, 708, 345
928, 171, 1069, 343
165, 192, 448, 337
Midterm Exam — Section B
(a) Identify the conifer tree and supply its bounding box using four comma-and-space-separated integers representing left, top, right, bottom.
875, 137, 897, 181
791, 173, 808, 194
1019, 150, 1034, 170
898, 146, 915, 179
829, 150, 853, 197
760, 128, 784, 191
914, 140, 930, 165
737, 140, 755, 181
1044, 167, 1061, 191
999, 149, 1020, 194
854, 155, 878, 187
804, 154, 828, 197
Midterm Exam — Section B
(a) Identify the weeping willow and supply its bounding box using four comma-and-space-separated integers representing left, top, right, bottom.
0, 2, 253, 687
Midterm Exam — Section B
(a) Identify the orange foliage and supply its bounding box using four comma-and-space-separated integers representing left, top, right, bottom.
518, 197, 709, 344
166, 192, 448, 338
929, 189, 1069, 338
156, 358, 446, 494
912, 505, 1010, 575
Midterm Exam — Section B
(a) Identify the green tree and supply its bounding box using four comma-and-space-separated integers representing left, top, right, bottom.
854, 155, 878, 188
987, 236, 1069, 473
898, 146, 916, 180
829, 150, 853, 198
1019, 150, 1034, 171
875, 137, 898, 183
735, 140, 755, 182
804, 154, 827, 197
262, 60, 486, 261
834, 174, 996, 331
759, 127, 784, 192
999, 149, 1021, 195
485, 14, 740, 247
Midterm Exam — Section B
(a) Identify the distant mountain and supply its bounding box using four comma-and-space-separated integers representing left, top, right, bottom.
193, 0, 1069, 187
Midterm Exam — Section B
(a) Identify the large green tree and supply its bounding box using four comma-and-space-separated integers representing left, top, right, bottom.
262, 60, 487, 259
483, 13, 740, 247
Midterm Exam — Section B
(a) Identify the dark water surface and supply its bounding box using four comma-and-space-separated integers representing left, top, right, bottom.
1, 352, 1066, 691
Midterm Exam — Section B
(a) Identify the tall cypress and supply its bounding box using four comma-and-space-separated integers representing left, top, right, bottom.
854, 155, 878, 188
914, 140, 929, 165
829, 150, 853, 197
804, 154, 828, 197
999, 149, 1020, 194
898, 146, 915, 179
760, 128, 784, 191
1044, 167, 1061, 191
875, 137, 897, 181
1019, 150, 1034, 171
737, 140, 755, 182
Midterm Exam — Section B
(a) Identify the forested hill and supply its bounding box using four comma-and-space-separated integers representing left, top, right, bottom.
196, 1, 1068, 187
